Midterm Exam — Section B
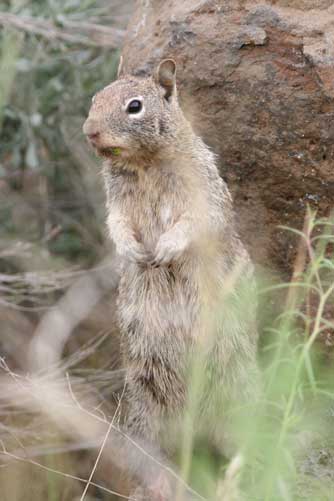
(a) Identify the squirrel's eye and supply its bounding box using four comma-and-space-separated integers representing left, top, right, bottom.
127, 99, 142, 114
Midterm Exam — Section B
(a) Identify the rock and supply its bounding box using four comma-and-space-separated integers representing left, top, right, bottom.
121, 0, 334, 276
235, 26, 268, 48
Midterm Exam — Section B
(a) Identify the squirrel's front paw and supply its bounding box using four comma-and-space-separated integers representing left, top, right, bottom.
130, 474, 172, 501
151, 232, 188, 266
129, 486, 145, 501
117, 239, 151, 264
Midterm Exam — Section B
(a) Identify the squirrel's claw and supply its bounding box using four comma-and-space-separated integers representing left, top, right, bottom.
130, 473, 172, 501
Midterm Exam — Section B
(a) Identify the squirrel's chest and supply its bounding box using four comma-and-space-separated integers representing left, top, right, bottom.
122, 170, 184, 235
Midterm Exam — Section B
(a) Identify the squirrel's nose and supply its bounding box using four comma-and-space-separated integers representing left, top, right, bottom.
87, 131, 100, 142
83, 119, 100, 140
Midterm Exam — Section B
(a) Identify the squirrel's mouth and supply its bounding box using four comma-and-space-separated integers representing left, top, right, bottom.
96, 146, 122, 158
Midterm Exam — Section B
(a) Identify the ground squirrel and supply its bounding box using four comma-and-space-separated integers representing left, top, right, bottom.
83, 59, 259, 499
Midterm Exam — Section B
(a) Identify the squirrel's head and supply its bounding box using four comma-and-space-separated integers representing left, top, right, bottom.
83, 59, 182, 162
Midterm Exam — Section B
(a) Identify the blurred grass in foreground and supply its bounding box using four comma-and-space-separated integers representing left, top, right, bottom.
173, 210, 334, 501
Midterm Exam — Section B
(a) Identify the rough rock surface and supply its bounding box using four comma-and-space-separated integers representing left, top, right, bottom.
121, 0, 334, 276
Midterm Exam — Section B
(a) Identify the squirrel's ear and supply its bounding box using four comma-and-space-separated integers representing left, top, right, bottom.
155, 59, 177, 100
117, 55, 124, 78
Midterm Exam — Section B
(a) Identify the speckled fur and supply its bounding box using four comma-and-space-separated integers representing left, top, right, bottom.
84, 61, 259, 487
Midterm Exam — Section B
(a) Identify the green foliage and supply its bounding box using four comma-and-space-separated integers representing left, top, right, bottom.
0, 0, 120, 268
179, 210, 334, 501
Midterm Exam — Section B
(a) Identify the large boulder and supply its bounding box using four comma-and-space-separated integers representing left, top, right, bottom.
120, 0, 334, 276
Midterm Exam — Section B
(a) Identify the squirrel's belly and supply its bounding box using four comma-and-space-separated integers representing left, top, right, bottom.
118, 263, 199, 341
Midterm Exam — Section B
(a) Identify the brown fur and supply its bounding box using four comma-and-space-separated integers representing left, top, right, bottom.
83, 60, 259, 498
